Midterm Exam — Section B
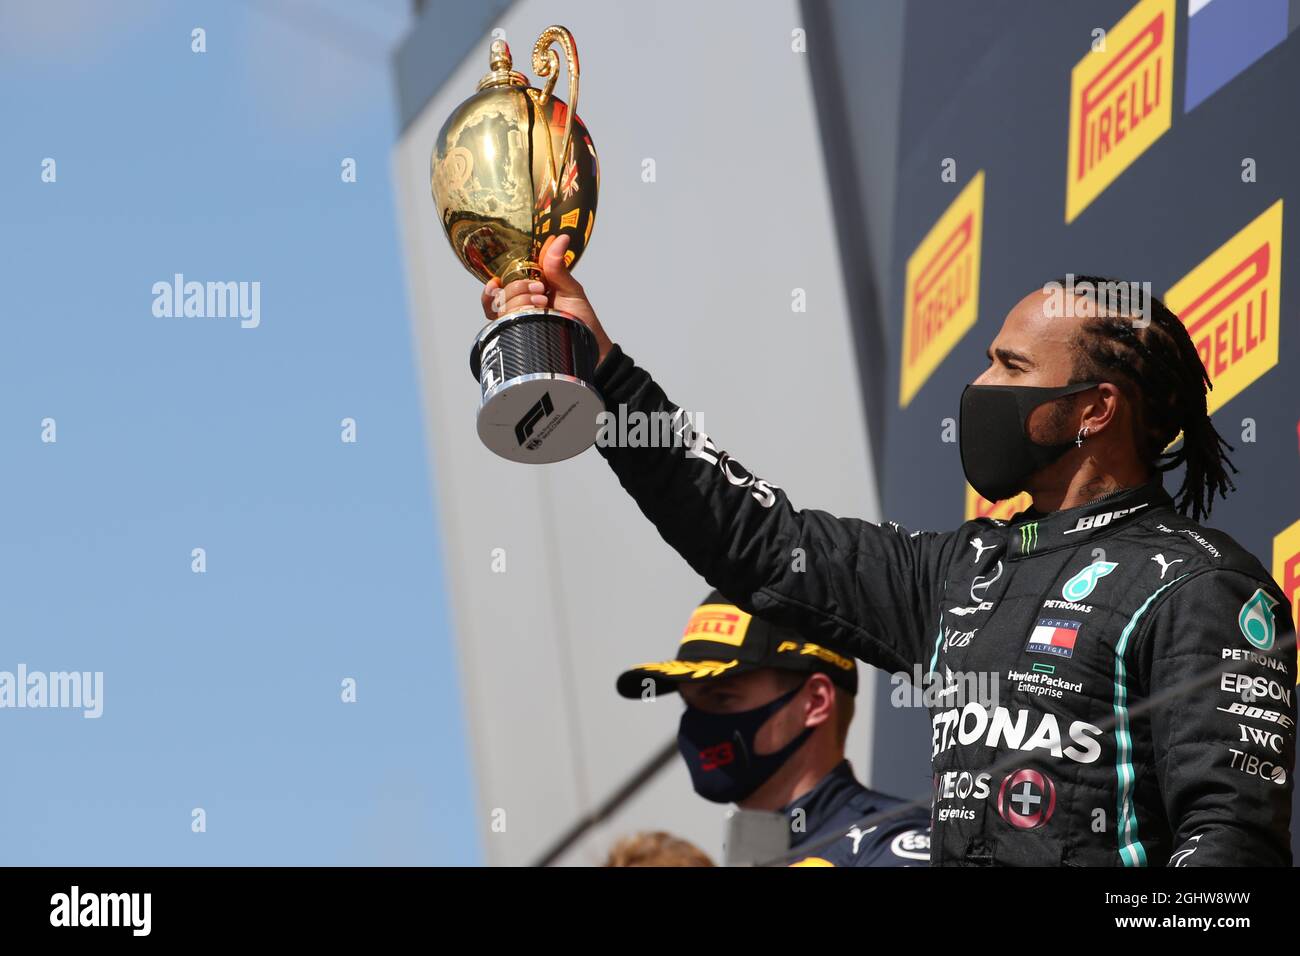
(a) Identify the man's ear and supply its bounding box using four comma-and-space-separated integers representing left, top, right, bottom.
803, 674, 835, 729
1080, 382, 1123, 435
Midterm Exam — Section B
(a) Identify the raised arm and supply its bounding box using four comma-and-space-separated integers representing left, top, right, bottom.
482, 235, 956, 672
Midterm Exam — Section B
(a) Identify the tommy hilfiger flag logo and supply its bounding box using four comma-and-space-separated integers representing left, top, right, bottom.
1027, 619, 1082, 659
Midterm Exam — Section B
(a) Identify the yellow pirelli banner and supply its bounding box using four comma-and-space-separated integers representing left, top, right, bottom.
1165, 200, 1283, 415
900, 171, 984, 408
1065, 0, 1175, 223
1273, 518, 1300, 684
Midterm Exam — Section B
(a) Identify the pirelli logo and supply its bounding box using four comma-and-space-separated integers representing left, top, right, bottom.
964, 484, 1033, 523
1165, 200, 1283, 415
900, 171, 984, 408
1272, 518, 1300, 684
681, 604, 751, 647
1065, 0, 1174, 223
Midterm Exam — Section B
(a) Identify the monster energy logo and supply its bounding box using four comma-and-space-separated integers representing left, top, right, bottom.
1019, 522, 1039, 554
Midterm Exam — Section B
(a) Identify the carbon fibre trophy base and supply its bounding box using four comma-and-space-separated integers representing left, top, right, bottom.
468, 310, 604, 463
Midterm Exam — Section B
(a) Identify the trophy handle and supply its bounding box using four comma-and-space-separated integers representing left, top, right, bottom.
529, 25, 580, 197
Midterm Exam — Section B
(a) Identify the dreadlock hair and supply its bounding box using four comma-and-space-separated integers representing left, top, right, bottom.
1051, 274, 1237, 522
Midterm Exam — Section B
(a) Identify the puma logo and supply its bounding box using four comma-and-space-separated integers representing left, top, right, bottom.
969, 537, 996, 563
1151, 553, 1184, 580
846, 825, 878, 855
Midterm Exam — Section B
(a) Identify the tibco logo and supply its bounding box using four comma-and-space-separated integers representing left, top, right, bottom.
1228, 748, 1287, 786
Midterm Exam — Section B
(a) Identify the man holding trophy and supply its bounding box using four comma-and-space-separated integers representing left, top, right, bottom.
438, 27, 1295, 867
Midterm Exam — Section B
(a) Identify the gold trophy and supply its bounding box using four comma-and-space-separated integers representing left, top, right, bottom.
431, 26, 602, 463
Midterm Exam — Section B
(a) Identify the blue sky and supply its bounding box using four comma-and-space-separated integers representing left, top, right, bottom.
0, 0, 480, 865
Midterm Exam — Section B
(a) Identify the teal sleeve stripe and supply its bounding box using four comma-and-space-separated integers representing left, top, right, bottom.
928, 614, 945, 676
1113, 574, 1187, 867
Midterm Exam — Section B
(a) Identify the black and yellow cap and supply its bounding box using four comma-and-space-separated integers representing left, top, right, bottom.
615, 590, 858, 699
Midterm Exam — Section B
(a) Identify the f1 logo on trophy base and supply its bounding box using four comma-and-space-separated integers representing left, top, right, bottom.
469, 313, 601, 461
431, 26, 605, 464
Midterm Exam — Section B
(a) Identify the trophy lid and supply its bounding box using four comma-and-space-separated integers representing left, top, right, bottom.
477, 39, 529, 91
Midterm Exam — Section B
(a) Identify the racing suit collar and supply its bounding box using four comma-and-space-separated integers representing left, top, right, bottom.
1007, 478, 1172, 559
778, 760, 865, 848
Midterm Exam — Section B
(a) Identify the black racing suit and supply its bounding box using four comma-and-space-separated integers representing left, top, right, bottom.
780, 760, 931, 867
594, 346, 1296, 866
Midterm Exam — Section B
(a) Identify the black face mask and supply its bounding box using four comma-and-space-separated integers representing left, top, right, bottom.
677, 682, 814, 805
959, 382, 1099, 502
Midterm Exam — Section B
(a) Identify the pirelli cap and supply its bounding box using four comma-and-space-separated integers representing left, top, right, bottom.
615, 591, 858, 699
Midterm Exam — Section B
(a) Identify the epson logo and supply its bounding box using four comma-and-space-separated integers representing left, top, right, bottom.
1221, 673, 1293, 707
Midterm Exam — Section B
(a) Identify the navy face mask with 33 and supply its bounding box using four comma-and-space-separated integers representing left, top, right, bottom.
677, 682, 814, 804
